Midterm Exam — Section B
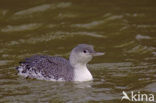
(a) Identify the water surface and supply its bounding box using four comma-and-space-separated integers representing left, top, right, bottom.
0, 0, 156, 103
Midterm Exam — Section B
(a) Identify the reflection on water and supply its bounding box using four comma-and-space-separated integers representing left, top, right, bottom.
14, 2, 72, 16
0, 0, 156, 103
1, 23, 42, 32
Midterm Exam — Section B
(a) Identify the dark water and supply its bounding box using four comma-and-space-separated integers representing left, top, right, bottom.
0, 0, 156, 103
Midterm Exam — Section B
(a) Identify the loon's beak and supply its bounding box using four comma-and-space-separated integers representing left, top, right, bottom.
91, 52, 105, 56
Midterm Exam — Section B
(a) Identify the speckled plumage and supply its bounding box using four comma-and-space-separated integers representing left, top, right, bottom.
17, 55, 74, 81
16, 44, 104, 82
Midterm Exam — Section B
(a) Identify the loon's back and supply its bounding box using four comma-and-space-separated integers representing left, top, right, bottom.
16, 55, 74, 81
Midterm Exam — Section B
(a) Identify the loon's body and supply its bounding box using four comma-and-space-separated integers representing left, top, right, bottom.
16, 44, 104, 82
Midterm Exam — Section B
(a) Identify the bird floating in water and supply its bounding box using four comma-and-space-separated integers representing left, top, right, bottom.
16, 44, 104, 82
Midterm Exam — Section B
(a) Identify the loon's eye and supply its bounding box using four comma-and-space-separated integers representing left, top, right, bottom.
83, 50, 87, 53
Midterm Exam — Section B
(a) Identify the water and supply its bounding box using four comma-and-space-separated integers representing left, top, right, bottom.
0, 0, 156, 103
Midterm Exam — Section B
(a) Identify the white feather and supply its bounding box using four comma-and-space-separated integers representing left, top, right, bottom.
73, 64, 93, 82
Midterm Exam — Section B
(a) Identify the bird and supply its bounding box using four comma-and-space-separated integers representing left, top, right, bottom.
16, 44, 104, 82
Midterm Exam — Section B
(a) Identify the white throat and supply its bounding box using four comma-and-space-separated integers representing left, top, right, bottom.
73, 64, 93, 82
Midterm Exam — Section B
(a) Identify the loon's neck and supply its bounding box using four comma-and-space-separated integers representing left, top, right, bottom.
72, 64, 93, 82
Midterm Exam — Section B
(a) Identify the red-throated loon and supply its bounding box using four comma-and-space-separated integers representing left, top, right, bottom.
16, 44, 104, 82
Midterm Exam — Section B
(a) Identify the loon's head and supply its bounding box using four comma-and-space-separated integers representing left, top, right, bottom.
69, 44, 104, 66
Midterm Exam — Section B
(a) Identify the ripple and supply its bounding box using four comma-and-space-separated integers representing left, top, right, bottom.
1, 23, 42, 32
124, 13, 145, 18
72, 14, 123, 29
72, 21, 106, 29
13, 31, 104, 44
7, 41, 19, 46
14, 4, 51, 15
13, 2, 72, 16
89, 62, 133, 70
127, 45, 155, 54
137, 24, 156, 28
0, 9, 8, 17
136, 34, 152, 40
144, 83, 156, 93
57, 13, 77, 19
0, 60, 12, 66
115, 41, 135, 48
152, 52, 156, 56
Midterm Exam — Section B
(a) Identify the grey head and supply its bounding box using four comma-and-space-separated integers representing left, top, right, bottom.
69, 44, 104, 66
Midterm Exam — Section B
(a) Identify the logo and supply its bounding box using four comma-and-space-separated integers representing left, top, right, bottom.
121, 91, 155, 102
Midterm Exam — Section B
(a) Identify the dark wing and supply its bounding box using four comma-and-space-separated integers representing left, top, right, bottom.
17, 55, 74, 81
